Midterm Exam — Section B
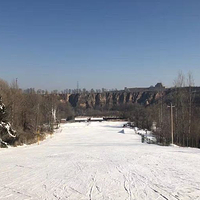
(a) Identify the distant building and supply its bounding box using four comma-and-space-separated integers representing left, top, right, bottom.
155, 82, 165, 89
75, 117, 89, 122
124, 83, 165, 93
74, 117, 104, 122
90, 117, 104, 122
60, 119, 67, 123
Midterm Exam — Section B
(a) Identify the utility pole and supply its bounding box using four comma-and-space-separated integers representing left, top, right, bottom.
160, 91, 163, 129
168, 103, 175, 144
188, 90, 196, 146
36, 103, 40, 145
188, 86, 192, 147
77, 81, 79, 94
16, 78, 18, 88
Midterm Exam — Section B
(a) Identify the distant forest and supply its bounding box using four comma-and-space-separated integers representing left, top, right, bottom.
1, 71, 200, 148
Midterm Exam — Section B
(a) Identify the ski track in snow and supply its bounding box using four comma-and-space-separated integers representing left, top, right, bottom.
0, 121, 200, 200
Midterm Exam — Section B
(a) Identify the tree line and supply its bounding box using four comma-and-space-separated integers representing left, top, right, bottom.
24, 87, 119, 95
0, 79, 74, 146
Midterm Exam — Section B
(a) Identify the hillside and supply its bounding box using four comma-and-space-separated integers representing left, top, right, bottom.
58, 87, 200, 109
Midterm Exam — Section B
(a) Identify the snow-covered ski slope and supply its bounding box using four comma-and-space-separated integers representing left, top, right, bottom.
0, 121, 200, 200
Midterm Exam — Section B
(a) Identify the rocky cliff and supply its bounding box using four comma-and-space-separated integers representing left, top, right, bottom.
59, 86, 200, 109
59, 90, 168, 109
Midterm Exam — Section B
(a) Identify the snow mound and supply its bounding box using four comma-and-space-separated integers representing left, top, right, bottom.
123, 128, 136, 134
118, 129, 125, 134
170, 143, 180, 147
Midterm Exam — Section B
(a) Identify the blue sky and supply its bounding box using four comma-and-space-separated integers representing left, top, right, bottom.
0, 0, 200, 91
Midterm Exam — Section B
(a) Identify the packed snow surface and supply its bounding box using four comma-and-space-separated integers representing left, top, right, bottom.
0, 121, 200, 200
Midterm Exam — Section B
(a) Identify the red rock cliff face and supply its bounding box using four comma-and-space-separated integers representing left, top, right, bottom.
67, 91, 165, 109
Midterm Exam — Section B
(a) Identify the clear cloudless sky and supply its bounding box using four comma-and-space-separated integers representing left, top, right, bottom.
0, 0, 200, 91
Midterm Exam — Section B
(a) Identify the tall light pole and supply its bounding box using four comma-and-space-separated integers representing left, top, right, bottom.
77, 81, 79, 94
168, 103, 175, 144
188, 90, 196, 146
16, 78, 18, 88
